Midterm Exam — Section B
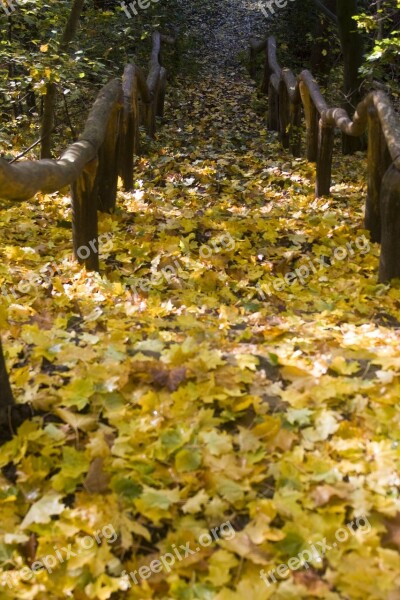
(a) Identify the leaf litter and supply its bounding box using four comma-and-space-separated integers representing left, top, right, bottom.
1, 0, 400, 598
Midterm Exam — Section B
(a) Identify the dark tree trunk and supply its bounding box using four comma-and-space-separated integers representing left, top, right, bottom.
0, 338, 14, 409
336, 0, 364, 153
0, 337, 33, 444
40, 82, 57, 159
40, 0, 86, 158
26, 85, 37, 114
311, 0, 337, 81
311, 0, 364, 152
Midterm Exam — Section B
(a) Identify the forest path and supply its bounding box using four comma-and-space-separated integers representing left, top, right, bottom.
1, 4, 399, 599
175, 0, 266, 73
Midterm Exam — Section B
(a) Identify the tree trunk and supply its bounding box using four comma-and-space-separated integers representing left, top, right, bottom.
40, 0, 86, 158
0, 338, 14, 409
40, 82, 57, 159
336, 0, 364, 153
311, 0, 336, 81
0, 338, 33, 444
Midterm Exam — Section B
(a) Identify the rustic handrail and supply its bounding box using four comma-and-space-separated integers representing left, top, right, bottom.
0, 32, 175, 425
0, 79, 122, 203
0, 31, 175, 267
250, 35, 400, 284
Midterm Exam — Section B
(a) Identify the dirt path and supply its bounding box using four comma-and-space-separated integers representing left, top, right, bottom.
1, 5, 399, 599
175, 0, 266, 73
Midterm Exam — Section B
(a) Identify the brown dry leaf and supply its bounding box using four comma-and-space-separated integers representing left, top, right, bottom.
129, 360, 187, 390
150, 366, 187, 391
293, 570, 327, 592
311, 484, 349, 507
54, 407, 99, 431
271, 429, 298, 451
29, 312, 54, 330
219, 531, 270, 565
23, 533, 38, 564
83, 457, 110, 494
382, 513, 400, 549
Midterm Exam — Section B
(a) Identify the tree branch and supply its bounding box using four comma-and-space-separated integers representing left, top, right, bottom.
312, 0, 338, 24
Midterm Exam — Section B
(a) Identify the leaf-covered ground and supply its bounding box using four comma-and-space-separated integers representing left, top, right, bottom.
1, 1, 400, 599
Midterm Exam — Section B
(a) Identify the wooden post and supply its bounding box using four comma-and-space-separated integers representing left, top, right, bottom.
290, 99, 302, 157
268, 81, 279, 132
378, 164, 400, 282
278, 81, 290, 149
365, 106, 391, 243
119, 108, 137, 192
98, 102, 122, 213
120, 67, 140, 191
156, 67, 167, 118
316, 120, 335, 196
119, 124, 130, 194
144, 100, 156, 137
308, 103, 319, 163
300, 82, 319, 162
71, 158, 100, 271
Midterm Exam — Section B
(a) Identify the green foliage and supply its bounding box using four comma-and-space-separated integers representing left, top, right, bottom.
0, 0, 179, 156
260, 0, 399, 108
354, 0, 400, 97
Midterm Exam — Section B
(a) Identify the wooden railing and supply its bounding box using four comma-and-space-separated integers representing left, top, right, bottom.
0, 31, 175, 435
0, 31, 175, 270
250, 36, 400, 284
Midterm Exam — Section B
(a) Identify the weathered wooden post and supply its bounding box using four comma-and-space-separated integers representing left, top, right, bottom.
261, 46, 269, 94
378, 163, 400, 282
71, 158, 100, 271
281, 69, 300, 156
266, 38, 280, 132
120, 65, 140, 191
365, 106, 391, 243
268, 80, 279, 132
290, 86, 302, 158
141, 96, 156, 137
156, 67, 167, 118
316, 119, 335, 196
278, 78, 290, 149
300, 81, 319, 163
69, 79, 123, 270
98, 101, 122, 213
